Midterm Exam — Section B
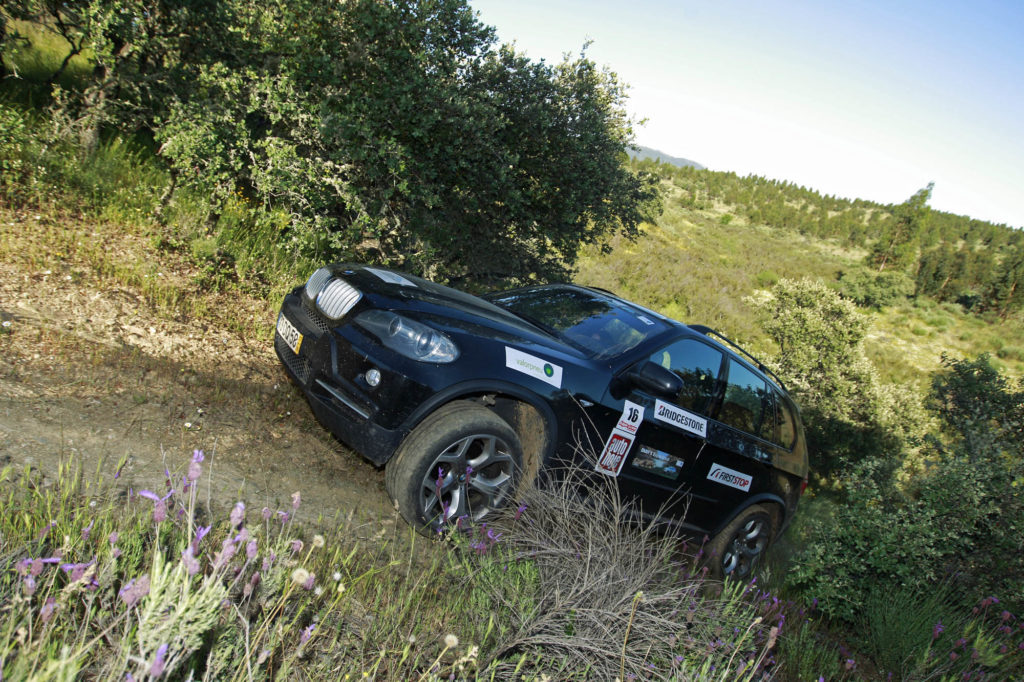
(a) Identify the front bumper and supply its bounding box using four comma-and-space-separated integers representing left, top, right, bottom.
274, 292, 426, 465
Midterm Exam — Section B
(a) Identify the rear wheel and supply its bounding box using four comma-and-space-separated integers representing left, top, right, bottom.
386, 401, 522, 535
705, 504, 775, 581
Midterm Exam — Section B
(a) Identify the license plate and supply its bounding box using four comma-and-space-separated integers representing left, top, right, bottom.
276, 313, 303, 354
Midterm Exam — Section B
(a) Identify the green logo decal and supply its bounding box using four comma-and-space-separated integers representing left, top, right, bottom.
544, 363, 554, 377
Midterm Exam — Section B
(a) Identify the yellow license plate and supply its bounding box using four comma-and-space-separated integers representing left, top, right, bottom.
276, 313, 303, 354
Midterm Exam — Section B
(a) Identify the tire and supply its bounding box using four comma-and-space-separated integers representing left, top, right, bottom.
386, 401, 523, 535
704, 503, 776, 581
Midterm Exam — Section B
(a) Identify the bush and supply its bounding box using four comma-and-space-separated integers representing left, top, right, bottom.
835, 268, 914, 310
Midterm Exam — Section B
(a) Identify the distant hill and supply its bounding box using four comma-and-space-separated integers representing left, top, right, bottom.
630, 145, 704, 170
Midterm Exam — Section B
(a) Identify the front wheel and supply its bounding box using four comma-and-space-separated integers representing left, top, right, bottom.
704, 504, 776, 581
385, 401, 523, 535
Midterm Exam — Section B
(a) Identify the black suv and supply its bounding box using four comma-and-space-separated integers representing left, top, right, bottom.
275, 264, 808, 578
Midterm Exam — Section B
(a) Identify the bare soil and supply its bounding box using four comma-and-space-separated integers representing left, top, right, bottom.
0, 210, 396, 530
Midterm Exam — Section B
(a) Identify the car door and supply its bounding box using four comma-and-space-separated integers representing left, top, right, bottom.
592, 336, 726, 530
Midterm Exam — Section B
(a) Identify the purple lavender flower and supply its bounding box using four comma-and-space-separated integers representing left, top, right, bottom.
514, 502, 527, 521
109, 532, 119, 545
230, 502, 245, 528
138, 489, 174, 523
37, 520, 56, 540
61, 558, 97, 583
119, 575, 151, 607
302, 572, 315, 590
246, 540, 258, 560
262, 506, 272, 521
81, 519, 95, 541
291, 491, 301, 510
182, 547, 200, 576
149, 643, 168, 676
213, 538, 237, 569
290, 539, 303, 554
234, 528, 249, 545
300, 624, 315, 644
40, 597, 57, 623
23, 575, 37, 597
933, 621, 945, 640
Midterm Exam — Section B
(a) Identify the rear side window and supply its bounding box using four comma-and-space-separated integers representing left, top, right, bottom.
772, 391, 798, 449
718, 361, 772, 441
648, 338, 724, 415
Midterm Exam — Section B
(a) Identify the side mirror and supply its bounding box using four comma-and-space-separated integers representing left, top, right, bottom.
627, 361, 683, 398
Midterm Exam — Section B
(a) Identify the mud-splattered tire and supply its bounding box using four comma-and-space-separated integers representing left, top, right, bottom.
705, 503, 776, 581
385, 401, 522, 535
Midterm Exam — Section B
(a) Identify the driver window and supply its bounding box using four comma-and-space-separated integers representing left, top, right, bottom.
647, 339, 723, 415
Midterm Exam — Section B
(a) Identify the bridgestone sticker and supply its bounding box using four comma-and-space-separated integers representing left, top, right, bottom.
505, 347, 563, 388
706, 464, 752, 492
597, 400, 644, 477
365, 267, 417, 287
653, 399, 707, 438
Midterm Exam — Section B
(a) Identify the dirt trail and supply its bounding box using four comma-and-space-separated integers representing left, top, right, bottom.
0, 216, 396, 531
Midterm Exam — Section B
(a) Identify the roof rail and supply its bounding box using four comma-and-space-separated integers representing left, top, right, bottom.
688, 324, 788, 391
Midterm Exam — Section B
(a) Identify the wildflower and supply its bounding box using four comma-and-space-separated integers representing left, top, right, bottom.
149, 643, 168, 677
262, 553, 276, 571
109, 532, 119, 545
408, 634, 417, 645
246, 540, 258, 560
187, 451, 202, 482
332, 571, 342, 582
291, 491, 301, 510
213, 538, 237, 569
262, 507, 272, 521
950, 652, 959, 661
1002, 610, 1012, 621
61, 558, 96, 583
337, 581, 346, 594
277, 510, 290, 523
37, 520, 56, 540
230, 502, 246, 528
312, 534, 325, 548
514, 502, 527, 521
23, 575, 37, 596
138, 489, 173, 523
290, 539, 304, 554
300, 624, 315, 644
235, 528, 249, 544
181, 547, 200, 576
314, 586, 323, 597
291, 568, 310, 586
444, 634, 459, 649
81, 519, 95, 541
40, 597, 57, 623
933, 621, 945, 640
303, 572, 316, 590
119, 575, 151, 607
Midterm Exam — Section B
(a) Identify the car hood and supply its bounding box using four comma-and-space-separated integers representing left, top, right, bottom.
324, 264, 564, 349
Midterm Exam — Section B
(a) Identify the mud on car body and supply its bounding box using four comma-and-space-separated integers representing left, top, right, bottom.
275, 263, 809, 578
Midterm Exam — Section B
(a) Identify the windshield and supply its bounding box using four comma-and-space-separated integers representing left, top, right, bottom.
486, 286, 672, 358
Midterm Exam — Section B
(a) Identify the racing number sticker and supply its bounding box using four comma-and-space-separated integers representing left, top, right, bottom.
597, 400, 644, 477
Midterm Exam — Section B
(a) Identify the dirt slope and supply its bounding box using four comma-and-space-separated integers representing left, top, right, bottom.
0, 212, 395, 530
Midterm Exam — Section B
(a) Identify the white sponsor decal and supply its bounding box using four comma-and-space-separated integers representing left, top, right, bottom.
616, 400, 644, 434
653, 399, 707, 438
596, 432, 635, 476
706, 464, 752, 492
365, 267, 417, 287
636, 315, 655, 326
596, 400, 645, 477
505, 347, 563, 388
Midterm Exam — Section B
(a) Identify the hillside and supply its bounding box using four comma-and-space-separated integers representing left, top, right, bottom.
629, 144, 705, 169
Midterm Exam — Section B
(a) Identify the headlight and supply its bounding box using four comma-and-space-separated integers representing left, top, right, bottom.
355, 310, 459, 363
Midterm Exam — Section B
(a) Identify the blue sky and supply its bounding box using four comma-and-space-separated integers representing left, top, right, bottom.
471, 0, 1024, 228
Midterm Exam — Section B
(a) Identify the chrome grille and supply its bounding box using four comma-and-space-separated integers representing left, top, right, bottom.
317, 278, 362, 320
